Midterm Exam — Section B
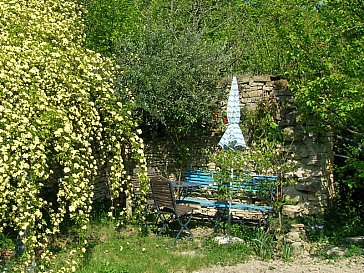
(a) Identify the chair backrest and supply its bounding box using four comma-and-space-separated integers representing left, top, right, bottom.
150, 175, 176, 211
131, 167, 157, 198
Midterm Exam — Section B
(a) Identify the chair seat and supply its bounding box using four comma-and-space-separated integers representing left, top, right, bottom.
175, 204, 194, 216
159, 204, 194, 216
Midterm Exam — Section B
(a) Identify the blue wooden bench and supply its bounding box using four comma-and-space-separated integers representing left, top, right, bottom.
179, 169, 277, 214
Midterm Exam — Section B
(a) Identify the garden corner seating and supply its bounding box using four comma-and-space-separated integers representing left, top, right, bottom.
149, 175, 195, 243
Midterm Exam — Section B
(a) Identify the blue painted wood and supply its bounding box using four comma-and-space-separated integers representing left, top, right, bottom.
182, 169, 277, 212
184, 170, 276, 191
178, 197, 273, 212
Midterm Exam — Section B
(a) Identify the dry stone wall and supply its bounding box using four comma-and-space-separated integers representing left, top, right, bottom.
229, 75, 334, 216
143, 75, 335, 216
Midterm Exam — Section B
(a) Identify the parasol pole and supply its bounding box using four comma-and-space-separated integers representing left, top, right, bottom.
227, 167, 233, 240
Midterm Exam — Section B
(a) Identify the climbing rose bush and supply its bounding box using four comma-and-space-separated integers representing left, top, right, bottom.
0, 0, 147, 271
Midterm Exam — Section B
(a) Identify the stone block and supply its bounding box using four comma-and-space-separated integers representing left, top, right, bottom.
282, 205, 303, 218
252, 75, 271, 82
282, 186, 301, 203
250, 82, 265, 87
294, 167, 309, 178
324, 245, 346, 257
290, 223, 305, 232
287, 231, 301, 242
274, 79, 288, 90
295, 180, 321, 192
246, 90, 264, 97
262, 86, 274, 91
238, 76, 251, 84
291, 241, 306, 256
247, 86, 262, 92
307, 194, 320, 202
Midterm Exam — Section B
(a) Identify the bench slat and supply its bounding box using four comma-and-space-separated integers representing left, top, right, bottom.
178, 197, 273, 212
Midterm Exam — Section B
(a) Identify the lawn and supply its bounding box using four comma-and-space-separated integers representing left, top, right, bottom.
53, 219, 255, 273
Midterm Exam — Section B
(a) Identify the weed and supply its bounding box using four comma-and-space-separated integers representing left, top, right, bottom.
281, 237, 292, 262
98, 261, 128, 273
250, 228, 274, 260
344, 244, 364, 258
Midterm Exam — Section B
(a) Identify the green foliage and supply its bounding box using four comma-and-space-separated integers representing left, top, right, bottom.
251, 228, 275, 260
336, 140, 364, 190
286, 0, 364, 194
344, 244, 364, 258
83, 0, 364, 192
98, 261, 128, 273
281, 237, 293, 262
83, 0, 231, 139
83, 0, 140, 54
115, 28, 228, 137
229, 224, 276, 260
300, 197, 364, 245
64, 221, 253, 273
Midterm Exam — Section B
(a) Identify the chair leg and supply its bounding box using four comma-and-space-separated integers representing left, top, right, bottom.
156, 213, 172, 236
174, 213, 193, 243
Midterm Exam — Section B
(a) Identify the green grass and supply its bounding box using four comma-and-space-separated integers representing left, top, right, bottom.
5, 211, 363, 272
54, 219, 254, 273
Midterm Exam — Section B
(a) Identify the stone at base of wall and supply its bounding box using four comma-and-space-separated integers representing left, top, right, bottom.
282, 205, 303, 218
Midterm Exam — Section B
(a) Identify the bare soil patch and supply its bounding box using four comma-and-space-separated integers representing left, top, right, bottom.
195, 256, 364, 273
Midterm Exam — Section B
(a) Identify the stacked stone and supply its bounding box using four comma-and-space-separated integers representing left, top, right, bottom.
234, 75, 334, 216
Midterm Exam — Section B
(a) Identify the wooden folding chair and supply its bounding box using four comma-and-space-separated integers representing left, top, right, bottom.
149, 175, 194, 242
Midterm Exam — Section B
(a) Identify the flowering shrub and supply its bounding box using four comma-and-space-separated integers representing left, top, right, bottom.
211, 112, 229, 135
0, 0, 147, 271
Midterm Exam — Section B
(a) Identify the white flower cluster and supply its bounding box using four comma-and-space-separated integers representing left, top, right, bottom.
0, 0, 147, 271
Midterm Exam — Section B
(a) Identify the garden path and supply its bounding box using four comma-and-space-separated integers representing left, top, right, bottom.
195, 256, 364, 273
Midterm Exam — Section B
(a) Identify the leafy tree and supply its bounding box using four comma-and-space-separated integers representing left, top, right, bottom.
115, 28, 228, 137
288, 0, 364, 197
84, 0, 231, 140
83, 0, 140, 54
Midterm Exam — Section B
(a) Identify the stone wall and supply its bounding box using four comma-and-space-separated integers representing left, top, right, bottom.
144, 75, 335, 215
234, 75, 334, 216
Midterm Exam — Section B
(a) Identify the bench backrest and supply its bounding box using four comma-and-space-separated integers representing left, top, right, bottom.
184, 169, 216, 188
184, 169, 277, 197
